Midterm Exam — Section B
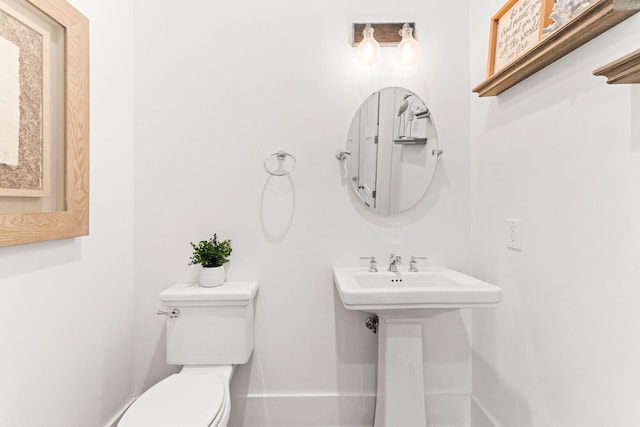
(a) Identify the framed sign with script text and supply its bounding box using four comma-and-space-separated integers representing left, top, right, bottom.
486, 0, 554, 77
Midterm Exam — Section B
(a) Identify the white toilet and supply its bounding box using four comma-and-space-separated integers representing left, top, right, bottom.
119, 281, 259, 427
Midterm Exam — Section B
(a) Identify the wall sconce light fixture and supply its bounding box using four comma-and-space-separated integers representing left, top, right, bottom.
356, 23, 380, 66
352, 22, 419, 66
396, 23, 420, 66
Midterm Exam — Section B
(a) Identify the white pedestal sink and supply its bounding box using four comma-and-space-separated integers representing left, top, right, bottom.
333, 266, 502, 427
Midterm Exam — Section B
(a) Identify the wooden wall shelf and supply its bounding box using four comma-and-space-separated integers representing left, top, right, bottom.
593, 49, 640, 83
473, 0, 640, 97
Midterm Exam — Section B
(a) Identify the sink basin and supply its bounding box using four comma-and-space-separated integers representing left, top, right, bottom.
333, 265, 502, 427
333, 266, 502, 314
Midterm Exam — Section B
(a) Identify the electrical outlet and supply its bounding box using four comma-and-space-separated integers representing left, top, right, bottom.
506, 219, 522, 250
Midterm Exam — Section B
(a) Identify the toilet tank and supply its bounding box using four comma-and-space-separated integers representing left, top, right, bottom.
160, 282, 258, 365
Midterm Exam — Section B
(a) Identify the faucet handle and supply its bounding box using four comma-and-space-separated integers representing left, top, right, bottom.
360, 256, 378, 272
389, 253, 402, 263
157, 308, 180, 318
409, 256, 428, 272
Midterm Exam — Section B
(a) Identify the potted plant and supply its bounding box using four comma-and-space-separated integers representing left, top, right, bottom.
189, 234, 232, 287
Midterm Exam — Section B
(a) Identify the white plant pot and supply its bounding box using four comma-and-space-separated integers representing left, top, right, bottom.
199, 265, 225, 287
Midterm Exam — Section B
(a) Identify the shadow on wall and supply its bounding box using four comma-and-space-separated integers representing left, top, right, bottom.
333, 284, 377, 426
227, 352, 253, 426
481, 46, 599, 135
228, 293, 264, 426
472, 309, 533, 427
631, 86, 640, 152
260, 174, 295, 243
0, 238, 81, 280
141, 325, 179, 394
333, 285, 378, 364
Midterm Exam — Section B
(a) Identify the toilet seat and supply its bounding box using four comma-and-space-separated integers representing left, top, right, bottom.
118, 367, 229, 427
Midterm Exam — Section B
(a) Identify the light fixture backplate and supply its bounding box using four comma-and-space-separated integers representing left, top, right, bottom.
352, 22, 416, 47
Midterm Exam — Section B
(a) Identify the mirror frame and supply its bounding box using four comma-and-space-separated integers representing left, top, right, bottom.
0, 0, 89, 247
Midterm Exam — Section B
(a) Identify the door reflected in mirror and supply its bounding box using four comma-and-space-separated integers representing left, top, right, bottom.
346, 87, 440, 214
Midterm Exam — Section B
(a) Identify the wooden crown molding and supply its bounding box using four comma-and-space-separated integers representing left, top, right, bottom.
593, 49, 640, 84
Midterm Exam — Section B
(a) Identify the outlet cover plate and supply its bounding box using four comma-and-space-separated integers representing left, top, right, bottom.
506, 219, 522, 250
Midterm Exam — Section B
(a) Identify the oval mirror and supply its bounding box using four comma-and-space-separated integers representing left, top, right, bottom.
345, 87, 440, 214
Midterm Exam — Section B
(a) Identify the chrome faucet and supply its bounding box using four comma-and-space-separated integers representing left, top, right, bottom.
409, 256, 428, 272
360, 256, 378, 272
388, 254, 402, 272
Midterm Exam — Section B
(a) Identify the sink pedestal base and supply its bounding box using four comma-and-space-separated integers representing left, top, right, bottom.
333, 266, 502, 426
374, 316, 427, 427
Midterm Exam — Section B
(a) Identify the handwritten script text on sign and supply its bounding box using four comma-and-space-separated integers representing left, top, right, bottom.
494, 0, 542, 72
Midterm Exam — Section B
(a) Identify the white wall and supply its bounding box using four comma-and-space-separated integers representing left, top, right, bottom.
470, 3, 640, 426
133, 0, 472, 425
0, 1, 135, 426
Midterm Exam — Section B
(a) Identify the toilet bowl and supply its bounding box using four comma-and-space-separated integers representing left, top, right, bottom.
119, 366, 232, 427
118, 282, 258, 427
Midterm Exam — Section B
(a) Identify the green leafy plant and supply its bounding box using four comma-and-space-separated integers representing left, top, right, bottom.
189, 234, 232, 268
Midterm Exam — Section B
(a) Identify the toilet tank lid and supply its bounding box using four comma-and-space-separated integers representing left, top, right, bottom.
160, 282, 259, 305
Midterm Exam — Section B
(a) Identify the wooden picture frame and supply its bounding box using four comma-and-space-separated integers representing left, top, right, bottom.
0, 0, 89, 247
486, 0, 554, 77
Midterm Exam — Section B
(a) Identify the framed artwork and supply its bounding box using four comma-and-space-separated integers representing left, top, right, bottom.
0, 0, 89, 247
0, 1, 50, 197
486, 0, 554, 77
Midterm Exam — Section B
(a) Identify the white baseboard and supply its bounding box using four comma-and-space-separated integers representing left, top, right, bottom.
470, 396, 496, 427
108, 393, 474, 427
228, 393, 375, 427
105, 397, 137, 427
229, 393, 470, 427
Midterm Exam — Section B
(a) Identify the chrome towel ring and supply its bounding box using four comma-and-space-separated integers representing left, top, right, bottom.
264, 150, 296, 176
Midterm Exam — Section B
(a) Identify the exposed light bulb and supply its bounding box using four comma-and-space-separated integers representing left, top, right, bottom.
396, 23, 420, 66
357, 23, 380, 66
